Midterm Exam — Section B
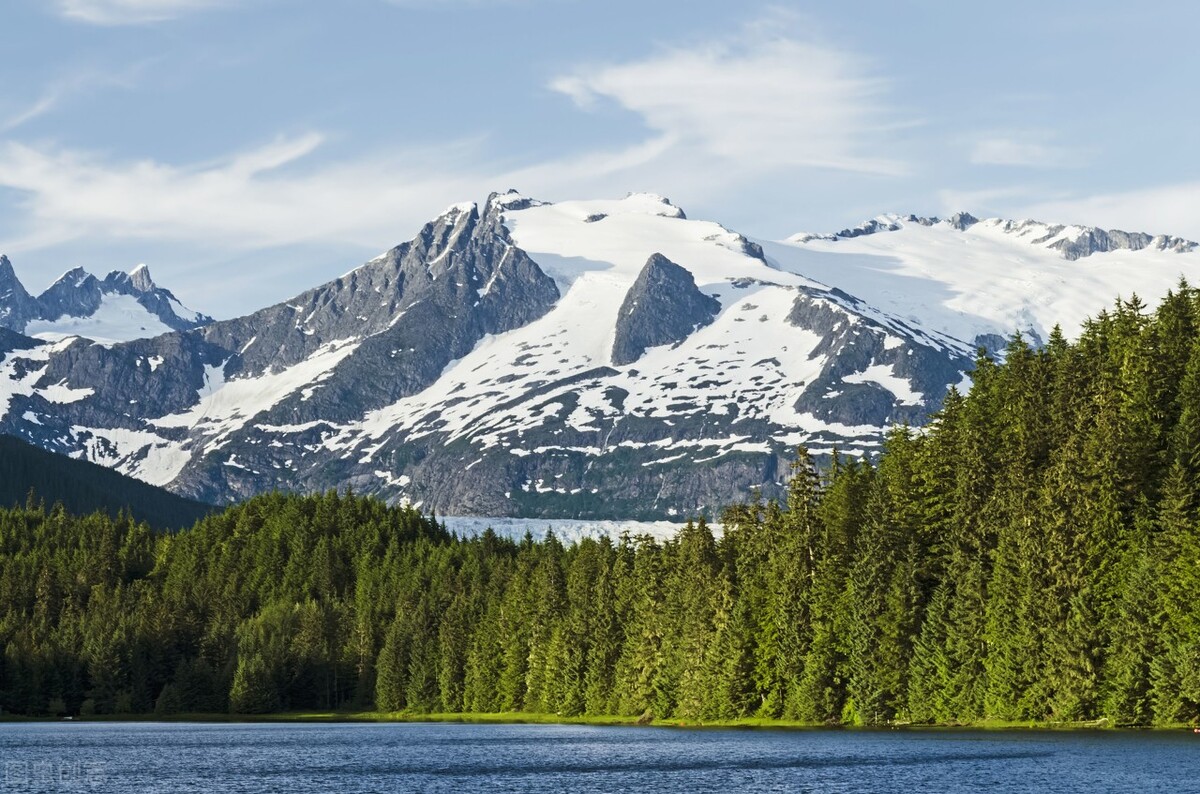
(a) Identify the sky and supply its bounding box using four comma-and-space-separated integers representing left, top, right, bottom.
1, 0, 1198, 317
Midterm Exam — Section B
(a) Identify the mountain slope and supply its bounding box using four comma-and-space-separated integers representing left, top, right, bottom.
772, 212, 1197, 352
0, 192, 1196, 520
0, 259, 211, 344
0, 434, 212, 530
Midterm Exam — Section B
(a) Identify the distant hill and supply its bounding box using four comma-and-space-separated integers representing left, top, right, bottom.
0, 435, 213, 530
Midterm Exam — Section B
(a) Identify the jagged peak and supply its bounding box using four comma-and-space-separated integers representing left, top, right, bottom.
47, 267, 95, 290
99, 266, 156, 293
944, 211, 979, 231
0, 254, 33, 307
486, 189, 547, 213
129, 263, 155, 292
438, 201, 479, 221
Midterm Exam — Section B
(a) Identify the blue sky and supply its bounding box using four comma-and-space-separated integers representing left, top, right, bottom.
1, 0, 1198, 317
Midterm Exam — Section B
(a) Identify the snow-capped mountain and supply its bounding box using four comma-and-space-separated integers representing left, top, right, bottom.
0, 192, 1195, 520
776, 212, 1196, 352
0, 259, 211, 344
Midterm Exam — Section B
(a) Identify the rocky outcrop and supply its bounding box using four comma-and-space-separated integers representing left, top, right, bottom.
0, 256, 39, 330
0, 261, 211, 336
612, 253, 720, 365
1047, 228, 1195, 260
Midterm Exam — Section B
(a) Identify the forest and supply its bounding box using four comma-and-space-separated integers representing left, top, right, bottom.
0, 434, 211, 530
2, 284, 1200, 726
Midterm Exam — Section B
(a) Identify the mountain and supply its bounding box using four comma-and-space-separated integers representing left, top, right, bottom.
777, 212, 1196, 352
0, 259, 211, 344
0, 192, 1195, 520
0, 434, 213, 530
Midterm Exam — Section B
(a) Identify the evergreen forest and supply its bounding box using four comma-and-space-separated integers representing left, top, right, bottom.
3, 286, 1200, 726
0, 435, 211, 530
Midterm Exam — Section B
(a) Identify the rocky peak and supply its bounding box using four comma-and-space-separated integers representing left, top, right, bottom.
0, 255, 38, 329
611, 253, 721, 365
945, 211, 979, 231
420, 203, 479, 269
1047, 227, 1196, 261
0, 255, 29, 298
39, 268, 103, 320
129, 264, 156, 293
0, 257, 210, 338
487, 189, 547, 213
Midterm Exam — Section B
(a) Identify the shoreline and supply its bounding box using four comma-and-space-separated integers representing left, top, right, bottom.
1, 711, 1194, 732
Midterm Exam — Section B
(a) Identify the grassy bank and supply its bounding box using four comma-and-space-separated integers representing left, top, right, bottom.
3, 710, 1194, 731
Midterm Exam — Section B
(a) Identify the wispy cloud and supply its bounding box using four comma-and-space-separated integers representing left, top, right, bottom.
936, 185, 1045, 217
1, 63, 149, 132
0, 21, 907, 260
54, 0, 233, 25
1021, 183, 1200, 240
934, 181, 1200, 241
969, 131, 1084, 168
0, 134, 492, 251
549, 31, 908, 176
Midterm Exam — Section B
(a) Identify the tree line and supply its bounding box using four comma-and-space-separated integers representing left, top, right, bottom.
2, 284, 1200, 725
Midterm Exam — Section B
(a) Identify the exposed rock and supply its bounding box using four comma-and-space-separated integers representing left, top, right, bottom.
0, 260, 211, 337
0, 256, 39, 330
945, 211, 979, 231
611, 253, 720, 365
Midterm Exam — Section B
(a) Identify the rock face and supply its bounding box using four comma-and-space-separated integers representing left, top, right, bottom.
1, 192, 1195, 521
0, 261, 211, 340
0, 256, 39, 331
612, 253, 720, 365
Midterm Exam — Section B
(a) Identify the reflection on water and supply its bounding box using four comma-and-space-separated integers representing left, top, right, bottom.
1, 721, 1197, 793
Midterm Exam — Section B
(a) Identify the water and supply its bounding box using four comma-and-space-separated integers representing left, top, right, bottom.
1, 721, 1197, 793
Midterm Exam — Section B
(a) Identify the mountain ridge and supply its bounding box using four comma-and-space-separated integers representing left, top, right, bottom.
787, 211, 1198, 259
0, 190, 1196, 520
0, 258, 211, 344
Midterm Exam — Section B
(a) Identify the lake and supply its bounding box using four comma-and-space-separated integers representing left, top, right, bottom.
1, 722, 1197, 792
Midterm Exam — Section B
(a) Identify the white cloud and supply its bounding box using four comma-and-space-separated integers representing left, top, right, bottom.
54, 0, 232, 25
549, 35, 907, 176
1, 64, 149, 132
935, 185, 1044, 217
969, 132, 1082, 168
0, 134, 492, 251
1020, 183, 1200, 240
0, 24, 907, 257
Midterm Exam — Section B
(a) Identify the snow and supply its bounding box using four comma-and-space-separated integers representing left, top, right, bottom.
441, 201, 478, 217
441, 516, 715, 543
320, 195, 845, 464
69, 425, 192, 486
767, 215, 1200, 346
842, 363, 924, 406
151, 338, 360, 451
168, 297, 201, 323
0, 345, 51, 420
14, 194, 1196, 512
40, 381, 94, 404
26, 294, 175, 344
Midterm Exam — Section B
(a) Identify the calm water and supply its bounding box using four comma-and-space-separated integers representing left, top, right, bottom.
1, 721, 1197, 792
